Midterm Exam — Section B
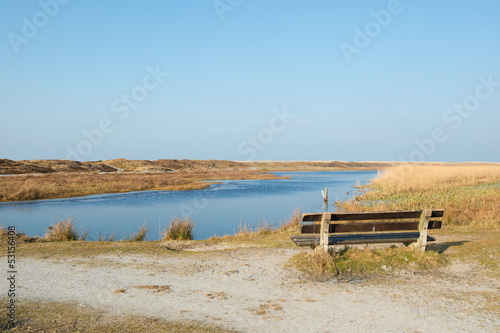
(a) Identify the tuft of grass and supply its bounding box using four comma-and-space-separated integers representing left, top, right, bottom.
277, 207, 301, 232
162, 217, 194, 240
0, 225, 40, 243
233, 208, 302, 237
44, 216, 90, 241
128, 223, 150, 241
236, 220, 273, 236
0, 225, 11, 241
98, 232, 115, 242
289, 246, 447, 279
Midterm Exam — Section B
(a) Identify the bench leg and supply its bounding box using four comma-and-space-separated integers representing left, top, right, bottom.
414, 209, 432, 252
319, 213, 330, 252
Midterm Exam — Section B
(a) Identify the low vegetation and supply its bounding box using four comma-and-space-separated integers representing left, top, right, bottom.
336, 164, 500, 226
0, 158, 393, 202
0, 169, 288, 202
0, 299, 232, 332
290, 247, 447, 279
215, 208, 301, 238
0, 225, 38, 243
162, 217, 195, 240
9, 210, 302, 259
98, 232, 116, 242
289, 164, 500, 278
128, 223, 150, 242
44, 216, 90, 241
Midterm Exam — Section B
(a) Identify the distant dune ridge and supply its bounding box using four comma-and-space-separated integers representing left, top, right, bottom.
2, 158, 498, 176
0, 158, 399, 175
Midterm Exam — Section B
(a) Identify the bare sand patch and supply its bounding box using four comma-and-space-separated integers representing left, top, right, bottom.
11, 247, 499, 332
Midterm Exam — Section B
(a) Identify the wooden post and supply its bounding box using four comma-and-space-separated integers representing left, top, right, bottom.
319, 213, 331, 252
322, 188, 328, 210
415, 209, 432, 252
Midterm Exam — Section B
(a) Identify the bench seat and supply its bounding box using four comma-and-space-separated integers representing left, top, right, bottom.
291, 233, 436, 247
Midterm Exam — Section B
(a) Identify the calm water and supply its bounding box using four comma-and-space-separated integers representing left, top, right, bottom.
0, 171, 378, 240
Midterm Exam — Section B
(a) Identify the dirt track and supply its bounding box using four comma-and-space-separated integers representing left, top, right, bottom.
12, 247, 500, 332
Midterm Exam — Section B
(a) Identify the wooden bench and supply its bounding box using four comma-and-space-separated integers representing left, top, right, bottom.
290, 209, 444, 252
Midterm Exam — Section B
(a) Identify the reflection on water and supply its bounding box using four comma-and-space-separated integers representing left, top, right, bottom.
0, 171, 378, 240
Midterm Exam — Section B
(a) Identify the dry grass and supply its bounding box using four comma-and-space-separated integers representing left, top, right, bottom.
337, 165, 500, 226
128, 223, 150, 241
0, 299, 232, 332
235, 220, 275, 236
44, 216, 90, 241
246, 160, 394, 171
372, 164, 500, 193
162, 217, 195, 240
428, 226, 500, 274
0, 170, 287, 202
0, 225, 39, 243
0, 158, 395, 202
205, 209, 301, 249
97, 232, 115, 242
15, 240, 179, 259
227, 208, 301, 237
289, 246, 447, 279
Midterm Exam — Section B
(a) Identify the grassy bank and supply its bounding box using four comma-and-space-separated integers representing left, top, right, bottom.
0, 169, 286, 202
4, 210, 300, 261
0, 158, 396, 202
289, 164, 500, 278
4, 158, 493, 202
337, 164, 500, 226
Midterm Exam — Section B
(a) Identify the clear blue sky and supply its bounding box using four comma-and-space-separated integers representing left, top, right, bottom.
1, 1, 499, 162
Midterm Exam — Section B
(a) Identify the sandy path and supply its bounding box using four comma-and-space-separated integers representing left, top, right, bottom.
9, 248, 500, 332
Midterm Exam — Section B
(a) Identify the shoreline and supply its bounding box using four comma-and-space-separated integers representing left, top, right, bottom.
3, 158, 498, 203
0, 158, 391, 203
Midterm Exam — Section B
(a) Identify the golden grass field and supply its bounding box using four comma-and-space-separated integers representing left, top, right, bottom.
337, 164, 500, 226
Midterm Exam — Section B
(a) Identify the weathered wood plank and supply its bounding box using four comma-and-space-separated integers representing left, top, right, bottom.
302, 209, 444, 222
319, 213, 330, 251
290, 233, 436, 247
415, 209, 432, 252
301, 220, 442, 234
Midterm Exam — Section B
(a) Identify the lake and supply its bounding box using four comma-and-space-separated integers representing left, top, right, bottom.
0, 170, 379, 240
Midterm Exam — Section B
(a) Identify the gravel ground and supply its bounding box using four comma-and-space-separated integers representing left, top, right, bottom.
7, 247, 500, 332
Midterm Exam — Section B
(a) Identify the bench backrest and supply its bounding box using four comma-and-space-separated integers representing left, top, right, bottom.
301, 209, 444, 234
